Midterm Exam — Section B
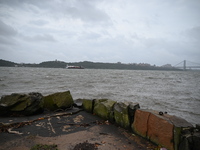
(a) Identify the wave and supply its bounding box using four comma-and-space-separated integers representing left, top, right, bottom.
0, 67, 199, 125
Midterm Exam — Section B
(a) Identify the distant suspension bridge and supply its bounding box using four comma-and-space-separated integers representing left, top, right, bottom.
173, 60, 200, 70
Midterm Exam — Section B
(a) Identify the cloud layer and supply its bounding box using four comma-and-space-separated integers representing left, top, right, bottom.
0, 0, 200, 65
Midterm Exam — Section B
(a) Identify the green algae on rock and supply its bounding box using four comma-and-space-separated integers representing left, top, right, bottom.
82, 99, 94, 113
93, 99, 116, 120
113, 101, 140, 129
0, 93, 44, 116
43, 91, 73, 111
114, 102, 130, 129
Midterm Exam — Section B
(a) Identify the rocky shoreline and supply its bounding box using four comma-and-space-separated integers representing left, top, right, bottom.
0, 91, 199, 150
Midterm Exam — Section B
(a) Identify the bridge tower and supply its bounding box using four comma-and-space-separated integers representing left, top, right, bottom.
183, 60, 186, 71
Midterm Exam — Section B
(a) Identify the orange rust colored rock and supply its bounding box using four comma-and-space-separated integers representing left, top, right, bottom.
131, 109, 193, 150
147, 113, 174, 150
132, 109, 150, 138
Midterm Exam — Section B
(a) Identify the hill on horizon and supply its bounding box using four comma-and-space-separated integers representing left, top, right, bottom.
0, 59, 178, 71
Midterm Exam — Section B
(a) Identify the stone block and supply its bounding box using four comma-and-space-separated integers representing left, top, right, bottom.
132, 109, 194, 150
0, 92, 44, 116
44, 91, 73, 111
147, 112, 174, 150
168, 115, 193, 150
93, 99, 116, 120
114, 102, 130, 129
113, 101, 139, 129
22, 92, 44, 115
132, 109, 151, 138
82, 99, 94, 113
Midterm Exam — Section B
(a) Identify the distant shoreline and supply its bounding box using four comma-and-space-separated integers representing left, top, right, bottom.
0, 59, 181, 71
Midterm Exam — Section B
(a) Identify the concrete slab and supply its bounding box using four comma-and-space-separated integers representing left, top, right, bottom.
0, 108, 157, 150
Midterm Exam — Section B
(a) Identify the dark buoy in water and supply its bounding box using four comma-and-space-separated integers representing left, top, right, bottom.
159, 111, 163, 115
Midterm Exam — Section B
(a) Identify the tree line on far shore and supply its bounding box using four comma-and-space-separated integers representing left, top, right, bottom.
0, 59, 180, 71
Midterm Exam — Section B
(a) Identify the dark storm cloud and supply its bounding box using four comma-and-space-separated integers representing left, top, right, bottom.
0, 0, 199, 65
0, 20, 17, 45
0, 0, 111, 23
0, 20, 17, 37
0, 36, 16, 45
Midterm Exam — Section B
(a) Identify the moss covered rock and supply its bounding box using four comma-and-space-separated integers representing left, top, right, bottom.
168, 115, 194, 150
24, 93, 44, 115
82, 99, 94, 113
43, 91, 73, 111
93, 99, 116, 120
0, 92, 44, 116
114, 101, 140, 129
114, 102, 130, 129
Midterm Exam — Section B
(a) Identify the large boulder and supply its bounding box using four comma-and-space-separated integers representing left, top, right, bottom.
82, 99, 94, 113
43, 91, 73, 111
93, 99, 116, 120
0, 92, 44, 116
114, 101, 140, 129
132, 109, 193, 150
132, 109, 150, 138
114, 102, 129, 129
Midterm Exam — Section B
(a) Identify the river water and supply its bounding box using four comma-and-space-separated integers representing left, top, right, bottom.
0, 67, 200, 125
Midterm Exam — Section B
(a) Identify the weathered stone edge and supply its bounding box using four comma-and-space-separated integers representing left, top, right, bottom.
78, 98, 199, 150
1, 92, 199, 150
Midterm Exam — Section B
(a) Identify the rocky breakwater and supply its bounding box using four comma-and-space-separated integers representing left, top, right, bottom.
0, 91, 74, 116
81, 98, 200, 150
0, 91, 199, 150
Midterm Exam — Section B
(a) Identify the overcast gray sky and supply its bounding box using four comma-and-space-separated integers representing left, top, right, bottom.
0, 0, 200, 66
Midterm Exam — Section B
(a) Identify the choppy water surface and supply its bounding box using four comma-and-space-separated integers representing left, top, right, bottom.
0, 67, 200, 125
